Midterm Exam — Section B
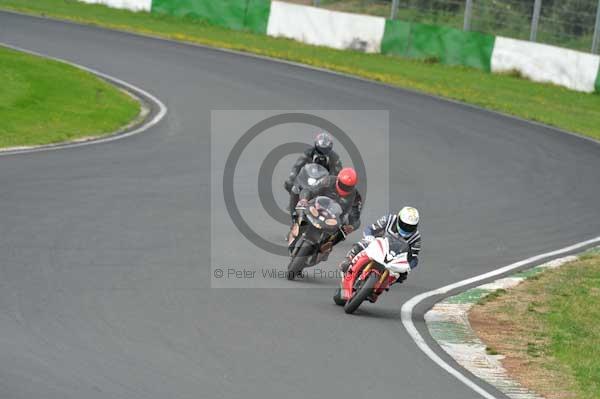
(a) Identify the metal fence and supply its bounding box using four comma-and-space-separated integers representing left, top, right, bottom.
298, 0, 600, 53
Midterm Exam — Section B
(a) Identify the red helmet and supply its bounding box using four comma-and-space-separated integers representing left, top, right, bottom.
336, 168, 357, 197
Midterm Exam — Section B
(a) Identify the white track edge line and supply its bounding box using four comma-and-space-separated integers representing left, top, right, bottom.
0, 42, 167, 156
401, 236, 600, 399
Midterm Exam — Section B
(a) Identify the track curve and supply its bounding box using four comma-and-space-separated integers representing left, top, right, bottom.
1, 12, 599, 399
0, 43, 167, 156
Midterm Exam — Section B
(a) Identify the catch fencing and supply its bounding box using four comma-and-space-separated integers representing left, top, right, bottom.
295, 0, 600, 53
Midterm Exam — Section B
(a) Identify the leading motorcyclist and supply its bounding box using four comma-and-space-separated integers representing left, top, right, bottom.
339, 207, 421, 284
291, 167, 362, 249
284, 132, 342, 193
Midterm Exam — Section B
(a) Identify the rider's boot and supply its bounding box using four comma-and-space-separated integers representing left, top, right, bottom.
338, 258, 351, 273
395, 272, 408, 284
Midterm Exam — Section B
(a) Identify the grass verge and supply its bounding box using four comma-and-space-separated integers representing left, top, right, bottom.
0, 45, 140, 148
469, 251, 600, 399
1, 0, 600, 141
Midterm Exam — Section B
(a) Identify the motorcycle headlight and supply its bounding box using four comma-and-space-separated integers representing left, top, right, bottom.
325, 218, 338, 226
306, 213, 322, 229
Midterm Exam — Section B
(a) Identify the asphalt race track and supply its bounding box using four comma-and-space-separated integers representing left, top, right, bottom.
1, 12, 599, 399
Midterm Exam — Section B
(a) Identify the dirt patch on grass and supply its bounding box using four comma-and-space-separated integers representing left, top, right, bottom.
470, 302, 574, 399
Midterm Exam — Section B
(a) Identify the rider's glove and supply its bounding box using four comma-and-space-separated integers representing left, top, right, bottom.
284, 179, 293, 193
295, 199, 308, 210
342, 225, 354, 235
296, 199, 308, 219
363, 235, 375, 243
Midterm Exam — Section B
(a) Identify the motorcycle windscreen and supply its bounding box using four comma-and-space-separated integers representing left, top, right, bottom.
295, 163, 329, 189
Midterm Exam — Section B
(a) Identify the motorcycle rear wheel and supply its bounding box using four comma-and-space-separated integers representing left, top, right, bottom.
344, 273, 378, 314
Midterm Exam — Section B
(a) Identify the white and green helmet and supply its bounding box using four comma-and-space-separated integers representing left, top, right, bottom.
397, 206, 420, 237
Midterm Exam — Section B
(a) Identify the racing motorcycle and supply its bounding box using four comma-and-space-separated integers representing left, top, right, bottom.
287, 162, 329, 220
287, 195, 344, 280
333, 236, 411, 314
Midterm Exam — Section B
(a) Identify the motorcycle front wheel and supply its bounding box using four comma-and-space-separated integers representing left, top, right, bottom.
343, 273, 378, 314
287, 242, 313, 280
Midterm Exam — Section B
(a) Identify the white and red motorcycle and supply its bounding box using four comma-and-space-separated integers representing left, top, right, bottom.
334, 236, 411, 314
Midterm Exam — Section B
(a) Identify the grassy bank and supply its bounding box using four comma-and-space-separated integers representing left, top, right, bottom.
470, 250, 600, 399
1, 0, 600, 141
0, 45, 139, 148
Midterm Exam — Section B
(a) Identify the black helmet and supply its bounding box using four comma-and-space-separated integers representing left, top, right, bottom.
314, 132, 333, 155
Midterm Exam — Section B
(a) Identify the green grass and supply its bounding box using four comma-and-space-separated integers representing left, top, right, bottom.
2, 0, 600, 141
485, 346, 499, 356
0, 45, 140, 148
476, 288, 507, 306
536, 255, 600, 398
475, 253, 600, 399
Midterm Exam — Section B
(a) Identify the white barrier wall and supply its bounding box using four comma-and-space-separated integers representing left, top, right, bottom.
491, 36, 600, 93
267, 1, 385, 53
79, 0, 151, 12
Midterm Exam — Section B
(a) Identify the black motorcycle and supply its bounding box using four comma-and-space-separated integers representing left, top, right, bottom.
287, 196, 344, 280
287, 163, 329, 220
